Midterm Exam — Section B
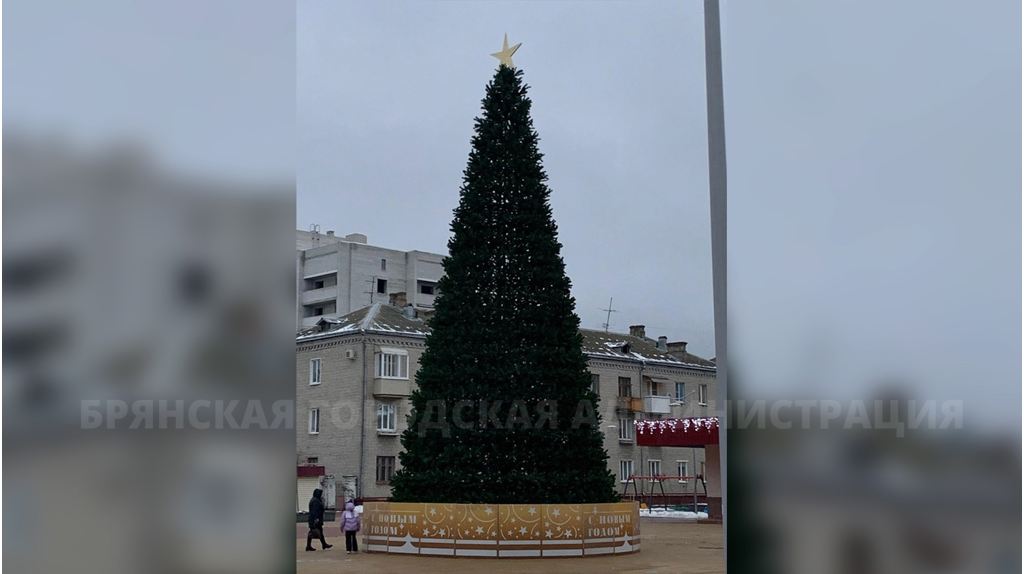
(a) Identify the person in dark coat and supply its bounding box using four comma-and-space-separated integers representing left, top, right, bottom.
305, 488, 333, 551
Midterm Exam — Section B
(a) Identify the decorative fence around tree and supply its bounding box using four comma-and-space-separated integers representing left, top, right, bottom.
362, 501, 640, 558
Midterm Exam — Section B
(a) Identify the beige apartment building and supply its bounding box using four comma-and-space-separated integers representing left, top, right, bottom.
296, 303, 717, 505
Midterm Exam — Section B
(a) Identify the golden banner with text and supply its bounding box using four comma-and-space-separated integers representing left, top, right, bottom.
362, 502, 640, 558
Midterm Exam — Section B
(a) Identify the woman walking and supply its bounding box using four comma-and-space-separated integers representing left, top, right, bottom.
305, 488, 333, 551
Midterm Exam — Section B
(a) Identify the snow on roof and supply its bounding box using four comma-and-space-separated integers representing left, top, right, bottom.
296, 306, 715, 370
580, 329, 714, 368
297, 303, 429, 342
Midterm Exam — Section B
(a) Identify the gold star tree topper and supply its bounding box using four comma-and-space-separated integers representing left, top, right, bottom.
490, 34, 522, 68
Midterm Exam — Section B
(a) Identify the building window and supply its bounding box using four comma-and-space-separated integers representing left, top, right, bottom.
313, 307, 324, 316
420, 283, 434, 295
376, 278, 387, 294
376, 403, 396, 433
619, 460, 634, 483
376, 349, 409, 379
307, 457, 319, 465
649, 460, 662, 482
381, 258, 387, 271
677, 460, 689, 484
675, 382, 685, 401
618, 417, 634, 442
618, 377, 632, 397
646, 378, 666, 397
309, 358, 322, 386
313, 279, 325, 289
308, 408, 320, 434
376, 456, 396, 483
590, 373, 600, 394
699, 384, 708, 406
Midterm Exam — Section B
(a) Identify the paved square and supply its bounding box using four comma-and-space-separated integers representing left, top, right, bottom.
297, 519, 723, 573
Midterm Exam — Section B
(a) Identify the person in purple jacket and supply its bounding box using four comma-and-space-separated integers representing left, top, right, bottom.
340, 501, 361, 554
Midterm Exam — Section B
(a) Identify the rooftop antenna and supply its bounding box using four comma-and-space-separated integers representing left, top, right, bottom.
364, 276, 379, 307
600, 297, 619, 333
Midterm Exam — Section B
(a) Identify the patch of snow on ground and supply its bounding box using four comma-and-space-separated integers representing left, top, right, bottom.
640, 508, 708, 520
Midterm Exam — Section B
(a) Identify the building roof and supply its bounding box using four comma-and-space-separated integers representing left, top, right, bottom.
297, 305, 715, 370
579, 329, 716, 369
297, 303, 431, 342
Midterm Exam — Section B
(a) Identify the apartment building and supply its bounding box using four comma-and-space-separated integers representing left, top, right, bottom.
296, 228, 445, 328
295, 303, 429, 503
585, 325, 718, 503
296, 304, 717, 504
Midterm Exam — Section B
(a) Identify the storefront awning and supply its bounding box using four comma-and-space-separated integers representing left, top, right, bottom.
298, 465, 326, 478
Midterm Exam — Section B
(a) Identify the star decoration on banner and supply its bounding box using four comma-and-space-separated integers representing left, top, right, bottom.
490, 34, 522, 68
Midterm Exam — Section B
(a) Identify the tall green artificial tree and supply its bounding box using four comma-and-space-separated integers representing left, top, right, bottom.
389, 54, 618, 504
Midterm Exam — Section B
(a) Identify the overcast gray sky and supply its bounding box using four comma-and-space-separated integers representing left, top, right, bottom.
300, 0, 1020, 429
297, 1, 717, 358
723, 1, 1020, 429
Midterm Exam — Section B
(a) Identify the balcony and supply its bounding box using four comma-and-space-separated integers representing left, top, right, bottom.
616, 396, 643, 412
643, 395, 672, 415
373, 378, 412, 398
301, 285, 338, 306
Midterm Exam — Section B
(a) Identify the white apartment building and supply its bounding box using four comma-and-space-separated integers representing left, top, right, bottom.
296, 228, 445, 328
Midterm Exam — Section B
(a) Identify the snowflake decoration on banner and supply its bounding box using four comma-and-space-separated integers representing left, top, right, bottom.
635, 417, 719, 435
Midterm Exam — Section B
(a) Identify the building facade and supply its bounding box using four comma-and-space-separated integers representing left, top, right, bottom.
296, 229, 445, 328
296, 304, 717, 505
583, 325, 718, 505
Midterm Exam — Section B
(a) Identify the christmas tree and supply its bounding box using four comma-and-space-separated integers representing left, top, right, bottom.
389, 42, 618, 504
